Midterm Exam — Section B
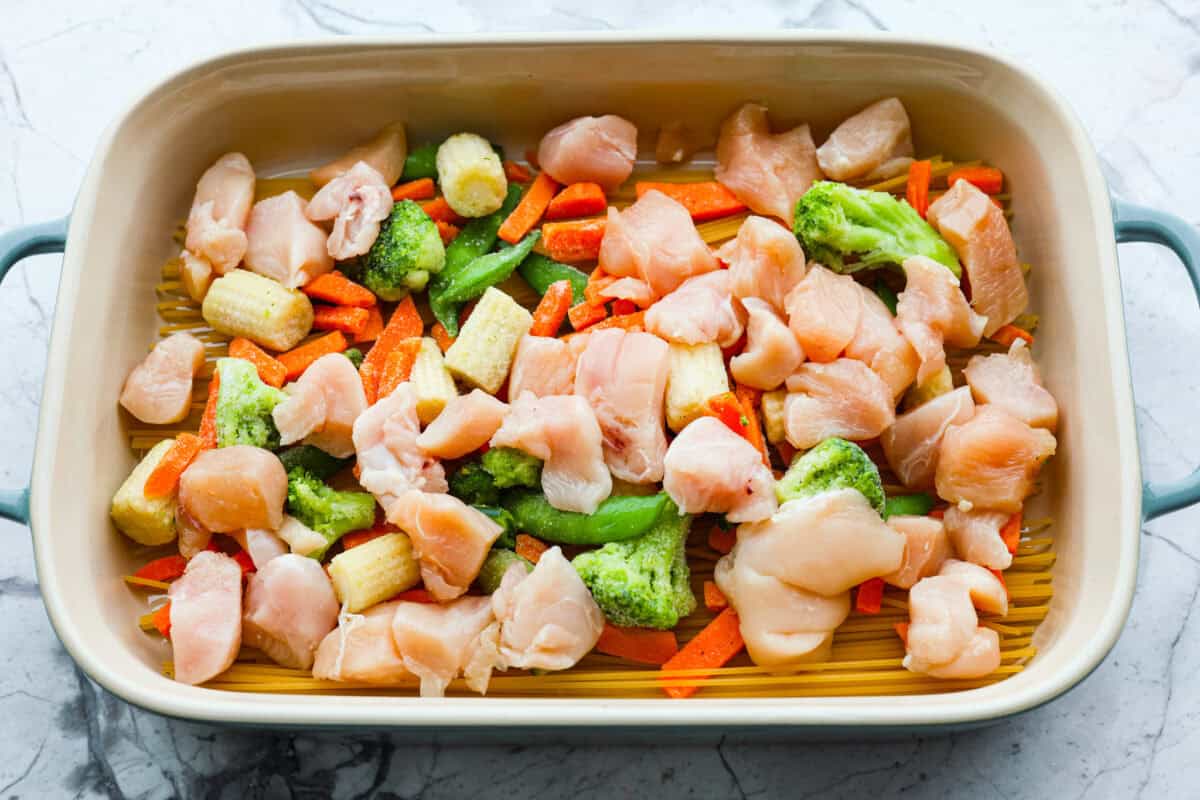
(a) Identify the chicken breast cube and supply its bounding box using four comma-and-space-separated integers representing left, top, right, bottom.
816, 98, 914, 182
244, 191, 334, 289
943, 506, 1014, 571
168, 551, 243, 685
184, 152, 256, 276
536, 115, 638, 190
784, 264, 864, 363
912, 627, 1002, 679
353, 382, 447, 515
599, 190, 719, 299
783, 359, 896, 449
391, 596, 497, 697
313, 602, 411, 684
715, 103, 823, 221
242, 554, 340, 670
119, 333, 206, 425
903, 575, 978, 667
387, 490, 502, 601
882, 515, 953, 589
881, 386, 976, 490
716, 215, 807, 315
178, 446, 287, 533
311, 121, 407, 188
508, 334, 585, 400
939, 558, 1008, 616
935, 405, 1056, 513
416, 389, 509, 460
845, 285, 919, 401
730, 298, 805, 391
230, 528, 288, 569
964, 340, 1058, 431
662, 416, 777, 523
305, 161, 395, 260
273, 352, 367, 458
896, 256, 987, 386
645, 271, 745, 348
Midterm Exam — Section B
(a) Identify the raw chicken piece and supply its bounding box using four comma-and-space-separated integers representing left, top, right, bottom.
964, 340, 1058, 431
490, 392, 612, 514
179, 249, 214, 301
943, 506, 1014, 571
911, 627, 1002, 679
927, 180, 1028, 336
387, 490, 502, 601
305, 161, 394, 260
716, 215, 808, 314
845, 286, 920, 400
273, 353, 367, 458
598, 190, 719, 299
178, 446, 287, 532
655, 121, 704, 165
784, 264, 864, 363
391, 596, 497, 697
491, 547, 605, 671
168, 551, 243, 685
244, 191, 334, 289
275, 515, 328, 558
175, 506, 212, 560
644, 271, 745, 347
416, 390, 510, 460
662, 416, 778, 523
508, 334, 586, 399
353, 382, 447, 514
119, 333, 206, 425
184, 152, 256, 275
939, 559, 1008, 616
883, 515, 952, 589
783, 359, 896, 449
536, 115, 638, 190
902, 575, 977, 667
715, 103, 823, 221
881, 386, 976, 489
896, 256, 987, 385
595, 277, 655, 308
730, 298, 804, 391
574, 329, 670, 484
231, 528, 288, 569
313, 602, 411, 684
935, 405, 1056, 513
816, 98, 914, 182
242, 554, 340, 669
311, 121, 407, 187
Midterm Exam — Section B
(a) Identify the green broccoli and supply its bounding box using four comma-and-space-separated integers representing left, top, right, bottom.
286, 467, 378, 558
775, 437, 885, 514
343, 348, 364, 369
572, 498, 696, 630
793, 181, 960, 276
277, 444, 353, 480
476, 505, 517, 548
448, 460, 501, 506
362, 200, 446, 301
477, 548, 532, 593
481, 447, 542, 489
214, 358, 286, 449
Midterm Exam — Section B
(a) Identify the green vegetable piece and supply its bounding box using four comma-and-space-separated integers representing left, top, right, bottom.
572, 498, 696, 629
793, 181, 960, 276
401, 142, 439, 181
343, 348, 364, 369
476, 505, 518, 548
502, 490, 670, 546
214, 358, 286, 449
285, 467, 378, 559
873, 279, 899, 315
775, 437, 885, 514
517, 253, 588, 304
362, 200, 446, 301
882, 493, 936, 520
477, 548, 532, 594
447, 461, 501, 507
481, 447, 542, 489
438, 231, 541, 309
277, 445, 354, 480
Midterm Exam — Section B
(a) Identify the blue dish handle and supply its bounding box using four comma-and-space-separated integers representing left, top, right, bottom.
0, 217, 69, 525
1113, 199, 1200, 520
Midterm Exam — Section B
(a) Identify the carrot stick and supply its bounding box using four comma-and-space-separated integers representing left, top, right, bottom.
341, 527, 395, 550
989, 324, 1034, 347
499, 171, 559, 245
421, 197, 465, 224
197, 373, 220, 450
391, 177, 436, 202
708, 525, 736, 555
360, 296, 423, 402
703, 580, 728, 613
503, 160, 533, 183
635, 181, 747, 222
133, 554, 188, 583
545, 182, 607, 221
585, 310, 645, 333
151, 602, 172, 639
436, 219, 460, 245
894, 621, 909, 646
228, 337, 287, 388
515, 533, 549, 564
659, 608, 744, 699
277, 331, 348, 382
529, 280, 574, 337
1000, 511, 1022, 554
595, 623, 680, 666
906, 159, 933, 219
947, 166, 1004, 195
583, 268, 617, 307
312, 305, 370, 338
355, 305, 385, 344
733, 384, 769, 467
541, 218, 606, 262
855, 578, 885, 614
302, 270, 377, 308
704, 392, 751, 439
568, 300, 608, 332
430, 322, 456, 353
393, 588, 438, 603
232, 549, 256, 576
928, 507, 946, 520
375, 337, 423, 400
610, 298, 637, 316
143, 433, 204, 498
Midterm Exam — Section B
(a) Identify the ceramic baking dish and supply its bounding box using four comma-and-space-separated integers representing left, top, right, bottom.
3, 33, 1199, 731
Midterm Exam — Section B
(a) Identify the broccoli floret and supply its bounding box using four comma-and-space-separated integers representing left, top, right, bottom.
448, 461, 500, 506
793, 181, 960, 276
214, 358, 287, 449
343, 348, 364, 369
362, 200, 446, 301
775, 437, 885, 513
481, 447, 542, 489
572, 499, 696, 630
277, 444, 353, 480
286, 467, 378, 558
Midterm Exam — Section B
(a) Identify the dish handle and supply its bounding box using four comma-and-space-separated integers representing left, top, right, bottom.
0, 217, 69, 524
1113, 199, 1200, 520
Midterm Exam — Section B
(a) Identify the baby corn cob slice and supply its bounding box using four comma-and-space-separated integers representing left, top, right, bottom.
411, 337, 458, 424
328, 533, 420, 613
110, 440, 178, 546
760, 389, 788, 444
444, 287, 533, 394
202, 269, 314, 351
665, 342, 730, 432
436, 133, 508, 218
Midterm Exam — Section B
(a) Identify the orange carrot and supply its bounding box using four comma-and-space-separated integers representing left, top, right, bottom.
585, 310, 645, 333
583, 268, 617, 307
635, 181, 747, 222
277, 331, 348, 382
302, 270, 377, 308
595, 623, 680, 666
610, 298, 637, 317
133, 554, 188, 583
928, 508, 946, 520
421, 197, 465, 224
312, 305, 370, 338
436, 219, 460, 245
1000, 511, 1022, 554
704, 392, 751, 439
375, 337, 423, 399
499, 171, 559, 244
355, 305, 385, 344
894, 622, 909, 645
906, 159, 933, 219
232, 549, 256, 576
391, 177, 436, 202
503, 160, 533, 183
855, 578, 885, 614
708, 525, 736, 555
197, 373, 220, 450
529, 280, 574, 337
392, 588, 437, 603
151, 602, 172, 639
541, 218, 606, 262
659, 608, 745, 699
989, 568, 1008, 597
568, 300, 608, 332
144, 433, 204, 498
545, 182, 607, 221
360, 296, 423, 402
989, 324, 1034, 347
228, 337, 287, 388
515, 533, 549, 564
703, 581, 728, 613
733, 384, 769, 467
430, 322, 456, 353
947, 166, 1004, 195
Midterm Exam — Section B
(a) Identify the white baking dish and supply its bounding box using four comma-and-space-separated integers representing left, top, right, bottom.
4, 33, 1198, 730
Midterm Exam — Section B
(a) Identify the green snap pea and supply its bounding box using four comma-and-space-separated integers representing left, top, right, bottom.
517, 253, 588, 304
882, 493, 936, 519
502, 490, 671, 545
476, 549, 532, 594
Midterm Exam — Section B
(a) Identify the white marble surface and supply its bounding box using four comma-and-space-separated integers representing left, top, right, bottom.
2, 0, 1199, 796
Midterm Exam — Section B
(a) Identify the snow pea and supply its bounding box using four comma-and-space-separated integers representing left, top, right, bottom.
501, 490, 671, 545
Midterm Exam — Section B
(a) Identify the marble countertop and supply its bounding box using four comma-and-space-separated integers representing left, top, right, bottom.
3, 1, 1200, 797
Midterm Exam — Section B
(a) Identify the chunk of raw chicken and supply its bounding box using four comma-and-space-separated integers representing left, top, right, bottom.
273, 352, 367, 458
491, 547, 605, 671
574, 329, 670, 484
311, 121, 407, 187
242, 554, 340, 669
662, 416, 777, 523
715, 103, 823, 221
964, 340, 1058, 430
184, 152, 256, 276
935, 405, 1056, 513
179, 249, 215, 302
598, 190, 719, 299
175, 505, 212, 560
305, 161, 395, 260
244, 191, 335, 289
927, 179, 1028, 336
416, 389, 509, 460
939, 558, 1008, 616
716, 215, 807, 314
391, 596, 498, 697
911, 627, 1002, 679
845, 286, 919, 400
387, 490, 502, 601
902, 575, 977, 668
178, 446, 287, 532
119, 333, 206, 425
816, 98, 914, 182
783, 359, 896, 449
595, 277, 655, 308
896, 255, 987, 385
536, 115, 638, 190
490, 392, 612, 514
730, 298, 804, 391
353, 382, 447, 514
784, 263, 864, 363
645, 270, 745, 347
943, 506, 1014, 571
508, 334, 587, 399
313, 602, 411, 684
881, 386, 976, 489
882, 515, 953, 589
230, 528, 288, 569
168, 551, 243, 685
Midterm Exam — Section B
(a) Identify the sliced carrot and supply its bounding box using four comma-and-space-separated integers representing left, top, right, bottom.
583, 268, 617, 307
585, 310, 645, 333
133, 554, 188, 583
228, 337, 287, 388
704, 392, 751, 439
341, 527, 395, 550
355, 305, 385, 344
232, 549, 256, 576
420, 197, 465, 224
610, 298, 637, 317
894, 622, 909, 646
733, 384, 769, 467
529, 280, 574, 337
568, 300, 608, 332
855, 577, 885, 614
302, 270, 377, 308
392, 588, 437, 603
197, 373, 220, 450
703, 581, 728, 613
430, 322, 456, 353
659, 608, 744, 699
595, 623, 679, 666
151, 602, 172, 639
989, 324, 1034, 347
928, 508, 946, 520
541, 218, 606, 263
391, 177, 436, 202
375, 337, 423, 400
143, 433, 204, 498
436, 219, 460, 245
515, 533, 549, 564
906, 159, 933, 219
312, 305, 371, 338
360, 296, 423, 402
545, 182, 607, 221
635, 181, 747, 222
503, 160, 533, 183
708, 525, 736, 555
277, 331, 348, 382
946, 166, 1004, 195
1000, 511, 1022, 554
499, 171, 559, 245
